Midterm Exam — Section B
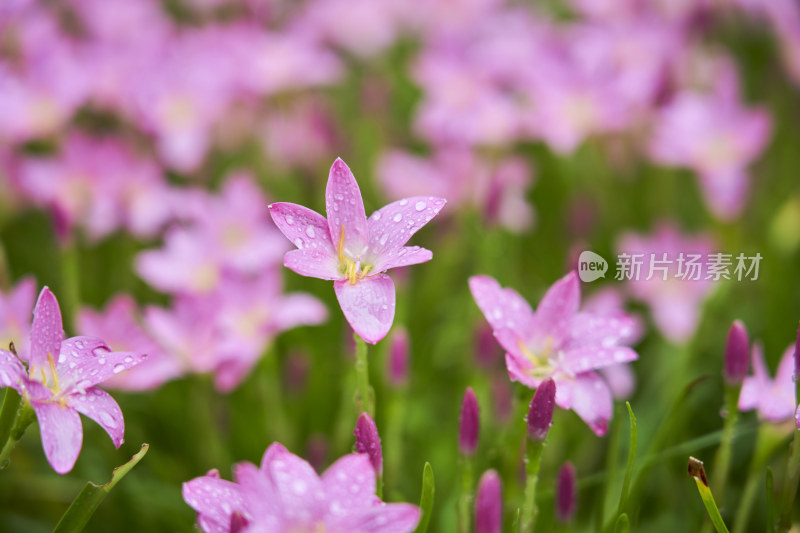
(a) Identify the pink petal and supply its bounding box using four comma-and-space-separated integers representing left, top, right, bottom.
284, 249, 342, 280
271, 293, 328, 331
328, 503, 421, 533
31, 400, 83, 474
366, 196, 446, 270
233, 461, 281, 526
775, 344, 796, 386
321, 453, 377, 513
563, 313, 639, 350
560, 346, 638, 374
0, 349, 26, 390
374, 246, 433, 273
263, 443, 324, 522
58, 337, 148, 390
334, 274, 396, 344
69, 387, 124, 448
531, 272, 580, 347
183, 475, 244, 533
326, 158, 369, 259
468, 276, 535, 341
29, 287, 65, 376
268, 202, 337, 257
568, 372, 613, 437
505, 353, 540, 389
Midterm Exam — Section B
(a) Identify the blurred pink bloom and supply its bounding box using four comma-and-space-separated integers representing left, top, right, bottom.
378, 148, 534, 233
77, 295, 180, 391
387, 327, 409, 387
475, 469, 503, 533
269, 158, 446, 344
739, 343, 796, 423
0, 277, 36, 363
649, 66, 771, 219
469, 272, 639, 435
617, 223, 716, 343
459, 387, 480, 456
183, 443, 420, 532
136, 174, 287, 295
0, 287, 147, 473
354, 412, 383, 476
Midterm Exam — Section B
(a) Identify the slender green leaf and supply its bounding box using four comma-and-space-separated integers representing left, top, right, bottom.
617, 402, 638, 517
766, 467, 775, 533
53, 444, 149, 533
614, 513, 630, 533
0, 388, 21, 463
414, 462, 435, 533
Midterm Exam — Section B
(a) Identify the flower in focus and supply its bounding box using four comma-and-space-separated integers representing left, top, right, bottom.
183, 442, 420, 532
0, 287, 147, 473
469, 272, 639, 435
269, 158, 446, 344
739, 342, 796, 423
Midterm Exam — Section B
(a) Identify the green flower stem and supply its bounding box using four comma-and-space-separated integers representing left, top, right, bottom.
520, 439, 545, 533
688, 457, 730, 533
777, 429, 800, 532
353, 334, 374, 418
0, 388, 22, 458
732, 424, 785, 533
616, 403, 638, 521
711, 384, 741, 504
384, 390, 406, 494
456, 455, 474, 533
0, 400, 35, 469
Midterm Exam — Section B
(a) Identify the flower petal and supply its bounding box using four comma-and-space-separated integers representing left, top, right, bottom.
69, 387, 124, 448
29, 287, 65, 376
469, 275, 535, 341
271, 293, 329, 332
326, 158, 369, 257
233, 461, 281, 526
284, 249, 342, 280
0, 349, 26, 390
560, 346, 638, 374
262, 443, 324, 523
563, 313, 639, 350
268, 202, 337, 256
321, 453, 377, 514
328, 503, 421, 533
374, 246, 433, 272
567, 372, 612, 437
334, 274, 396, 344
183, 474, 244, 533
505, 353, 540, 389
530, 272, 580, 347
366, 196, 446, 268
31, 400, 83, 474
58, 337, 148, 390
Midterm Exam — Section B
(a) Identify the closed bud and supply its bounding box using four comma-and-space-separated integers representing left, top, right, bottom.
723, 320, 749, 385
354, 412, 383, 475
555, 462, 577, 523
475, 469, 502, 533
527, 378, 556, 442
459, 387, 480, 456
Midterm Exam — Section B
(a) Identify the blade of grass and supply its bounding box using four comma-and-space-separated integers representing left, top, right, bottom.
415, 462, 434, 533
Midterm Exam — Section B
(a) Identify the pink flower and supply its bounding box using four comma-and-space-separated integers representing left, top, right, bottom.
0, 287, 147, 473
739, 343, 796, 423
183, 443, 420, 532
0, 277, 36, 363
269, 158, 446, 344
469, 272, 638, 435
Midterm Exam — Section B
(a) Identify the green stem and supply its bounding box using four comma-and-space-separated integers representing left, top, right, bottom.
0, 401, 35, 469
353, 334, 374, 417
777, 429, 800, 531
521, 439, 545, 533
616, 402, 638, 520
456, 456, 474, 533
711, 385, 740, 505
0, 388, 22, 457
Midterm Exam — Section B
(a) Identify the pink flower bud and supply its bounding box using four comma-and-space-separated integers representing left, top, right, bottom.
555, 462, 576, 523
475, 469, 502, 533
527, 378, 556, 442
459, 387, 480, 456
724, 320, 749, 385
354, 412, 383, 475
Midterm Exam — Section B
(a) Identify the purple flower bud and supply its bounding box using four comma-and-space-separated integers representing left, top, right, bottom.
459, 387, 480, 456
527, 378, 556, 442
475, 469, 502, 533
555, 462, 577, 524
387, 328, 409, 387
354, 412, 383, 475
724, 320, 749, 385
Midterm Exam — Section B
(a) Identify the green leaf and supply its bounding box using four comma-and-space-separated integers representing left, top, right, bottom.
415, 462, 435, 533
0, 388, 21, 464
766, 467, 775, 533
52, 444, 149, 533
617, 402, 638, 517
614, 513, 630, 533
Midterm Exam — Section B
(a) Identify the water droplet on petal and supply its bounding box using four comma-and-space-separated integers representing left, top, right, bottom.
334, 194, 344, 201
124, 356, 133, 364
113, 364, 125, 374
294, 238, 304, 249
399, 199, 408, 206
285, 215, 294, 225
305, 226, 316, 238
379, 233, 389, 245
99, 411, 117, 428
393, 213, 402, 223
372, 211, 381, 221
415, 201, 426, 211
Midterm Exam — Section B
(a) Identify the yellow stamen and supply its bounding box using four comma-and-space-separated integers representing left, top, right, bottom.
338, 225, 345, 264
48, 353, 61, 395
360, 264, 372, 278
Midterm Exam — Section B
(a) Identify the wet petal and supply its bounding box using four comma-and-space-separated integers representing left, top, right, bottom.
0, 349, 26, 390
505, 353, 540, 389
560, 346, 638, 374
29, 287, 64, 376
366, 196, 446, 265
469, 276, 535, 341
183, 474, 244, 533
531, 272, 580, 347
269, 202, 337, 256
569, 372, 612, 437
328, 503, 421, 533
263, 443, 324, 524
321, 453, 377, 514
69, 387, 124, 448
374, 246, 433, 273
31, 400, 83, 474
326, 158, 369, 257
271, 293, 328, 331
334, 274, 396, 345
284, 249, 342, 280
58, 337, 148, 390
563, 313, 639, 350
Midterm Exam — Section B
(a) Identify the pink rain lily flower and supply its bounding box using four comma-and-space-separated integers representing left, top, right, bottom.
739, 343, 796, 423
183, 442, 420, 532
269, 158, 446, 344
0, 276, 36, 363
469, 272, 639, 435
0, 287, 147, 473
